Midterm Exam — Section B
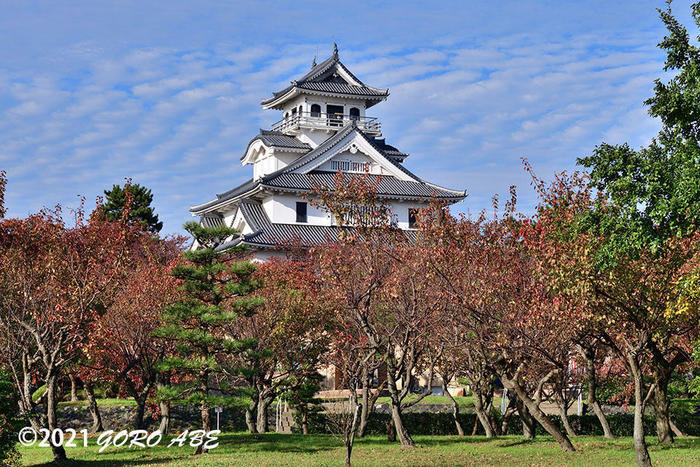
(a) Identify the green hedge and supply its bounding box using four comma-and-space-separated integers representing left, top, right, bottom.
297, 411, 700, 437
1, 370, 23, 466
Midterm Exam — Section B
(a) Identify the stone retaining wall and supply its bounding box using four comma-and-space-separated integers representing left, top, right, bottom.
57, 405, 248, 432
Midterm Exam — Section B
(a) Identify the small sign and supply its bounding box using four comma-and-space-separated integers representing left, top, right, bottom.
214, 407, 223, 413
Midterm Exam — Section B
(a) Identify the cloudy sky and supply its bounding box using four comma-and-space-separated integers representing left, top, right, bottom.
1, 1, 695, 234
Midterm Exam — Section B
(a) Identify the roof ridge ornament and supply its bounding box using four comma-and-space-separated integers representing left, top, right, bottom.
311, 56, 317, 67
333, 42, 338, 58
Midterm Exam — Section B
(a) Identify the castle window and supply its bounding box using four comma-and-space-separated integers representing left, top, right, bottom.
310, 104, 321, 117
296, 202, 307, 223
327, 104, 344, 126
408, 208, 418, 229
349, 107, 360, 120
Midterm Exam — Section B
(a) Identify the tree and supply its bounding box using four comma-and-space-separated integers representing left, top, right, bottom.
103, 183, 163, 233
312, 173, 427, 447
0, 170, 6, 219
380, 242, 444, 447
418, 194, 579, 452
87, 257, 181, 429
325, 388, 361, 467
417, 206, 501, 438
226, 256, 331, 434
154, 221, 262, 454
522, 164, 699, 466
575, 4, 700, 461
0, 202, 141, 462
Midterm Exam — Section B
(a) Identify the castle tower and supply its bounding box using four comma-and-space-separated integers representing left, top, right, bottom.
190, 45, 466, 260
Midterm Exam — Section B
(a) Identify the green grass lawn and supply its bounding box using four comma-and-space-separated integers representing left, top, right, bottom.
373, 394, 502, 409
18, 432, 700, 466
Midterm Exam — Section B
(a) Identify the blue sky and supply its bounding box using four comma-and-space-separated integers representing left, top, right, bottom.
1, 1, 695, 234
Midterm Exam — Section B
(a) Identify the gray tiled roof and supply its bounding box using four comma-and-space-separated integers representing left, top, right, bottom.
256, 130, 312, 151
368, 138, 408, 159
274, 123, 357, 174
262, 51, 388, 107
239, 200, 342, 247
200, 213, 224, 228
190, 124, 465, 214
267, 172, 466, 200
238, 200, 415, 248
295, 82, 388, 97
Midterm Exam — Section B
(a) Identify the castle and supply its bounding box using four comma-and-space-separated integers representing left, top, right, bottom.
190, 45, 466, 259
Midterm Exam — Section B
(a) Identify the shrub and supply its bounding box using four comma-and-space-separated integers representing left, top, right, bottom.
301, 410, 700, 437
0, 370, 23, 466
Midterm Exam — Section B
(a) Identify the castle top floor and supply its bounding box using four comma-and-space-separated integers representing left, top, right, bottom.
261, 44, 388, 137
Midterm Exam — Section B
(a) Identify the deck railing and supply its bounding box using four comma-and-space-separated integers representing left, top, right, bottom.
270, 111, 381, 134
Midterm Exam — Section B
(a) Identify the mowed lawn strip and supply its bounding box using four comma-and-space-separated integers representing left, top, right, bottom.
18, 433, 700, 466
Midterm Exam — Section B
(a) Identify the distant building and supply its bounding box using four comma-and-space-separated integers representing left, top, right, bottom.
190, 44, 466, 260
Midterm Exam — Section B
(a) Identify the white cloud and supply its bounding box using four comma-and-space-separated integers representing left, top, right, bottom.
0, 2, 676, 234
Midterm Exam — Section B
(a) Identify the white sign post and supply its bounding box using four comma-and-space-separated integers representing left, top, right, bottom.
215, 407, 223, 431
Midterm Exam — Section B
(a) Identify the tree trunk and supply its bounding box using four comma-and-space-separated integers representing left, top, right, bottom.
245, 399, 258, 434
357, 371, 370, 438
500, 395, 516, 435
515, 396, 536, 440
134, 396, 147, 430
385, 356, 415, 448
390, 403, 414, 447
201, 404, 211, 432
579, 345, 615, 439
156, 374, 171, 435
442, 381, 465, 436
256, 395, 272, 433
386, 420, 396, 442
472, 386, 495, 437
69, 373, 79, 402
46, 374, 68, 462
158, 401, 171, 435
503, 376, 575, 452
301, 410, 309, 435
357, 370, 384, 438
591, 398, 614, 438
345, 401, 361, 467
670, 418, 687, 438
652, 381, 673, 444
84, 381, 103, 433
557, 400, 576, 438
194, 371, 211, 455
629, 354, 652, 467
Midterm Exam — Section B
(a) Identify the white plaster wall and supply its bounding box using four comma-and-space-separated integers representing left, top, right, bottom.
387, 200, 430, 229
249, 249, 288, 263
266, 194, 330, 225
259, 193, 429, 229
261, 196, 276, 221
254, 150, 302, 179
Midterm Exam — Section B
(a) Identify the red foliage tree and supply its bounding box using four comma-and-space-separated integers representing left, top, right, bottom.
0, 201, 144, 461
224, 255, 332, 433
84, 248, 182, 430
521, 164, 700, 464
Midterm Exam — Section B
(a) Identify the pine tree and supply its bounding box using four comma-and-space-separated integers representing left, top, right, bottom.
154, 221, 262, 454
103, 183, 163, 233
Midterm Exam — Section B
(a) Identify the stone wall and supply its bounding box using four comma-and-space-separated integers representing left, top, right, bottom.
57, 405, 248, 432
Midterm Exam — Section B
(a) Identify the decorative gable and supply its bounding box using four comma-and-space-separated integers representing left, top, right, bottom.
294, 126, 414, 181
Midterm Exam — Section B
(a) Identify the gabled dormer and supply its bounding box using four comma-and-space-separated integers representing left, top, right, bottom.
262, 44, 388, 138
241, 130, 312, 180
